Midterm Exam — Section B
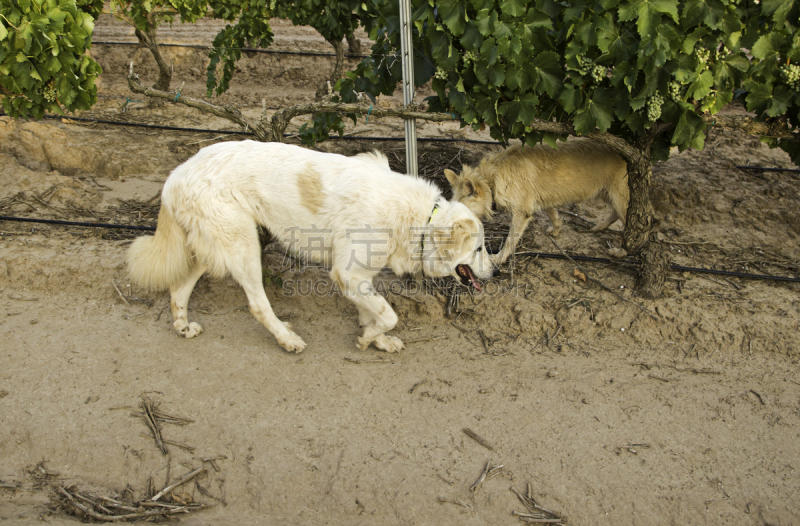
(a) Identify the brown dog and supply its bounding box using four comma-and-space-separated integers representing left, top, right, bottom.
445, 140, 628, 263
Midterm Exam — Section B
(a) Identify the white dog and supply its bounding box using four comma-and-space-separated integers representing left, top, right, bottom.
126, 141, 493, 353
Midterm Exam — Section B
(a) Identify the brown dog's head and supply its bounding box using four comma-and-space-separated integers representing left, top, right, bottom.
444, 165, 494, 219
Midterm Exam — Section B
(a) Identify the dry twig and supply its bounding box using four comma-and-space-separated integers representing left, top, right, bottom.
462, 428, 494, 451
511, 485, 565, 524
470, 459, 492, 492
140, 398, 168, 454
150, 467, 207, 502
437, 496, 473, 509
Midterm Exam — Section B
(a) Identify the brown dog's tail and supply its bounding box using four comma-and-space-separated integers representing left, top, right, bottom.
126, 203, 192, 291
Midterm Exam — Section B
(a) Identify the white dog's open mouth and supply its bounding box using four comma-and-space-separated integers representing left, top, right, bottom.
457, 264, 481, 291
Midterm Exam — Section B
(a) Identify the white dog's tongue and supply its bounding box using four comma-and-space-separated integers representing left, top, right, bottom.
458, 264, 482, 292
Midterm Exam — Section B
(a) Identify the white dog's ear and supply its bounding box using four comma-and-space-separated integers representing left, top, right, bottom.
453, 219, 468, 231
444, 169, 459, 186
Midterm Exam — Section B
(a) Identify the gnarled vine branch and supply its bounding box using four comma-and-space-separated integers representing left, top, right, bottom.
127, 64, 462, 142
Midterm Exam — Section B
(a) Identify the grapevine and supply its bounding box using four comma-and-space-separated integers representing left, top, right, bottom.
327, 0, 800, 296
1, 0, 101, 118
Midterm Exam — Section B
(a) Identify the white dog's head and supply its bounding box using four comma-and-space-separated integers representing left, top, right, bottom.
420, 201, 494, 290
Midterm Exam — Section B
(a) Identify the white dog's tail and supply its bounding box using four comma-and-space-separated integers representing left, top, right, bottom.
126, 203, 192, 291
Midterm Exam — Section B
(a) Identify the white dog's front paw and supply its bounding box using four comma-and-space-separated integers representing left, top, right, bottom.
174, 321, 204, 339
277, 324, 306, 353
356, 337, 369, 352
373, 334, 404, 353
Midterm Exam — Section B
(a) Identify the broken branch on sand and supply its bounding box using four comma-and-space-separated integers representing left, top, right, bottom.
511, 485, 565, 524
138, 433, 196, 453
140, 397, 168, 454
57, 485, 209, 522
469, 459, 503, 492
470, 459, 492, 492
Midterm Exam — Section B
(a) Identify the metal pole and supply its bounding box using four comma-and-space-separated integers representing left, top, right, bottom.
398, 0, 417, 176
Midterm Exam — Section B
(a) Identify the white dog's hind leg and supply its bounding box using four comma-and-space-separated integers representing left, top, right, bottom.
242, 277, 307, 353
225, 235, 306, 353
170, 263, 207, 338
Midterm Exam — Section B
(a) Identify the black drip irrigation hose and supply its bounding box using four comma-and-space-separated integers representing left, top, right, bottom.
0, 216, 155, 231
92, 40, 371, 58
72, 114, 251, 135
10, 112, 502, 146
1, 216, 797, 283
41, 113, 254, 135
735, 165, 800, 173
513, 252, 800, 284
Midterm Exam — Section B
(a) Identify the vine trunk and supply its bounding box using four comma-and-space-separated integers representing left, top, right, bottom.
315, 38, 345, 101
623, 142, 669, 299
134, 18, 171, 92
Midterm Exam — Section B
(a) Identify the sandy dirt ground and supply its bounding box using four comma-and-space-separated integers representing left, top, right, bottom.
1, 14, 800, 526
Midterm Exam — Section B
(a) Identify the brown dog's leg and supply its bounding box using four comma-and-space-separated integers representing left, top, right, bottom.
591, 209, 621, 231
493, 211, 533, 265
544, 207, 562, 236
593, 176, 629, 231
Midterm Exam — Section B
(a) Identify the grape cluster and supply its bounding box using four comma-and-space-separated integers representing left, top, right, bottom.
42, 79, 57, 103
591, 65, 607, 84
462, 51, 477, 65
714, 46, 732, 61
269, 0, 276, 10
576, 55, 593, 71
694, 46, 710, 68
780, 63, 800, 91
434, 67, 448, 81
668, 81, 684, 102
646, 92, 664, 121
